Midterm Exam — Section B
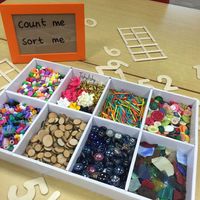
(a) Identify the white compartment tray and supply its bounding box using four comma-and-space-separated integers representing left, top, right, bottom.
0, 58, 198, 200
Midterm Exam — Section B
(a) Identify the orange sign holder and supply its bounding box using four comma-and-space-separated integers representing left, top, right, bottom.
0, 3, 85, 63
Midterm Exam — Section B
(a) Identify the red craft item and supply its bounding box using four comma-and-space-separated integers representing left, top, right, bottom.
151, 110, 164, 121
141, 179, 155, 190
140, 142, 157, 148
173, 189, 185, 200
145, 117, 154, 126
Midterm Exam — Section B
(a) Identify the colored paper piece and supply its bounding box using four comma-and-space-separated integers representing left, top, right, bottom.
152, 156, 174, 176
138, 146, 155, 157
176, 151, 187, 166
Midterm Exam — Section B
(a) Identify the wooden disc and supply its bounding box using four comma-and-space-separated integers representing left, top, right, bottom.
55, 146, 64, 153
65, 124, 73, 131
73, 119, 82, 125
57, 138, 65, 147
38, 129, 49, 141
43, 157, 51, 163
69, 138, 78, 147
51, 155, 57, 164
57, 154, 66, 165
50, 125, 58, 132
59, 125, 66, 132
80, 122, 87, 130
63, 150, 70, 158
37, 152, 44, 159
42, 135, 53, 147
75, 132, 82, 140
44, 152, 52, 158
34, 144, 42, 152
54, 163, 62, 168
59, 117, 65, 125
31, 135, 39, 143
48, 118, 55, 124
64, 131, 70, 139
48, 112, 58, 119
27, 149, 35, 157
54, 130, 64, 138
71, 130, 78, 136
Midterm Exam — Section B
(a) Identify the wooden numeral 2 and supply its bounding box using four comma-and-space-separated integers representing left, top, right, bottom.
157, 75, 179, 91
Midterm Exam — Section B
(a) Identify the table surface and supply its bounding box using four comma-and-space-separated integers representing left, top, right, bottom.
0, 0, 199, 199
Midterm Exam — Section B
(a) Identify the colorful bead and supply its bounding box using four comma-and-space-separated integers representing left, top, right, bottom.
17, 65, 65, 101
0, 99, 40, 151
57, 75, 105, 113
99, 89, 147, 128
145, 96, 192, 143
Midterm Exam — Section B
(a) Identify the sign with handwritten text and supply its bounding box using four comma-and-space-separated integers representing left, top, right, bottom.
0, 3, 85, 63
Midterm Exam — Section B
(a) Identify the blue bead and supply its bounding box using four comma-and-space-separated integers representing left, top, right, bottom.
105, 148, 114, 158
109, 175, 120, 187
73, 163, 84, 173
82, 170, 90, 177
103, 167, 113, 175
114, 166, 125, 176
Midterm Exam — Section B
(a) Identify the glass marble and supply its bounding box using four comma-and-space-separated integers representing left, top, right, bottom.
72, 125, 137, 189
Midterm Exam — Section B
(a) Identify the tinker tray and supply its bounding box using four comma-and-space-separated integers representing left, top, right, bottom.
0, 59, 199, 200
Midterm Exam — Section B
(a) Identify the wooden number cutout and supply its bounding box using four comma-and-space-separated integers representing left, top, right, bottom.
48, 191, 61, 200
104, 46, 121, 57
157, 75, 178, 91
193, 65, 200, 79
138, 79, 154, 88
96, 59, 128, 75
115, 68, 126, 80
85, 18, 97, 27
8, 177, 48, 200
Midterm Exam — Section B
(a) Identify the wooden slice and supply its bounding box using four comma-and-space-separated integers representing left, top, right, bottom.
54, 130, 64, 138
73, 119, 82, 125
44, 152, 52, 158
64, 131, 70, 139
50, 125, 58, 133
48, 112, 58, 119
55, 146, 64, 153
53, 163, 62, 168
59, 125, 66, 132
57, 138, 65, 147
57, 154, 67, 165
43, 157, 51, 163
37, 152, 44, 159
42, 135, 53, 147
51, 155, 57, 164
38, 129, 49, 141
65, 124, 73, 131
71, 130, 78, 136
48, 118, 55, 124
80, 122, 87, 131
69, 138, 78, 147
75, 132, 82, 140
31, 135, 39, 143
27, 149, 35, 157
63, 150, 70, 158
34, 144, 42, 152
59, 117, 65, 125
